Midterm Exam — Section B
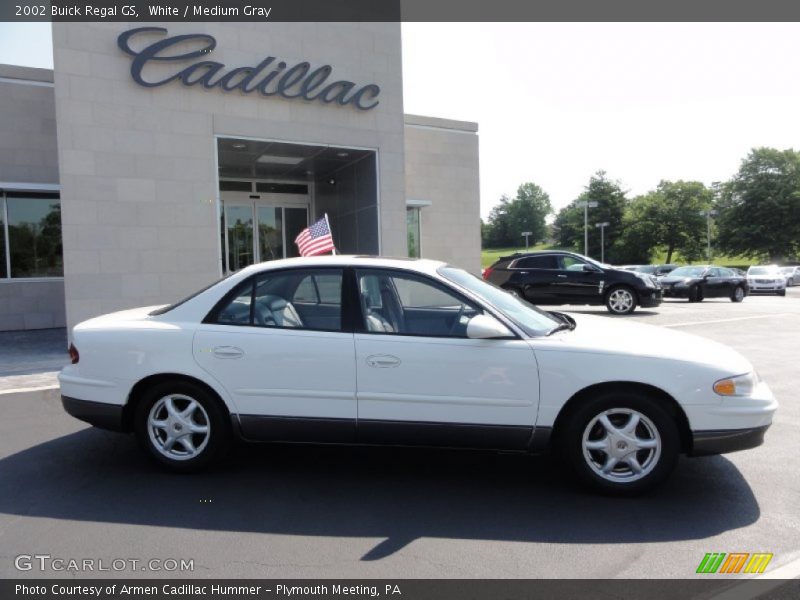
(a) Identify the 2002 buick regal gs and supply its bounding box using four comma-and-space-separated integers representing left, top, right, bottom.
59, 256, 777, 494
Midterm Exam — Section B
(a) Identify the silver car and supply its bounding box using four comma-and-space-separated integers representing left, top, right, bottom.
780, 266, 800, 286
747, 265, 787, 296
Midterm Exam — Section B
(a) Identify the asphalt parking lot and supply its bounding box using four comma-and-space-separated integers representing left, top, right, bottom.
0, 288, 798, 579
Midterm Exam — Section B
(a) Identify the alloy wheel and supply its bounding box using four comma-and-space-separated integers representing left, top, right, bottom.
581, 408, 662, 483
147, 394, 211, 461
608, 289, 634, 314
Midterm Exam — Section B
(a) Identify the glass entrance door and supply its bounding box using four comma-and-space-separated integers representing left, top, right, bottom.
221, 194, 309, 273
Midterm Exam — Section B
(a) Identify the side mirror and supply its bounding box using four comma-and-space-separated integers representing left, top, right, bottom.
466, 314, 513, 339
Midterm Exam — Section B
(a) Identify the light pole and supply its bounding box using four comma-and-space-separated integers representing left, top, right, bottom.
699, 209, 718, 261
521, 231, 532, 250
577, 200, 598, 256
595, 222, 610, 263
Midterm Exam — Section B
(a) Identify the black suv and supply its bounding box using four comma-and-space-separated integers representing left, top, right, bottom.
483, 251, 662, 315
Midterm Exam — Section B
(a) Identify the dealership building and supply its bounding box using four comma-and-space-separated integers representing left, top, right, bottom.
0, 22, 480, 332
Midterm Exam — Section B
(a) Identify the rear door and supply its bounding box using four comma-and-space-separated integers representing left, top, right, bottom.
192, 267, 357, 442
703, 267, 728, 298
509, 255, 560, 303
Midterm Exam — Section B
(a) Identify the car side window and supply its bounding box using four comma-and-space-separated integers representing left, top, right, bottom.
559, 255, 588, 271
210, 269, 344, 332
514, 255, 557, 269
357, 270, 480, 337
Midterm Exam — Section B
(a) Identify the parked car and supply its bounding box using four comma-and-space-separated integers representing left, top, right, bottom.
780, 266, 800, 286
60, 256, 776, 494
747, 265, 787, 296
483, 251, 662, 315
660, 265, 748, 302
619, 264, 678, 277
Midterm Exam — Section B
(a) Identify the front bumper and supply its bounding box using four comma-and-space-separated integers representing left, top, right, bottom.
662, 285, 689, 298
638, 289, 662, 307
690, 425, 770, 456
62, 395, 125, 431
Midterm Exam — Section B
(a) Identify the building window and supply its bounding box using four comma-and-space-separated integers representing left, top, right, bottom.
407, 207, 421, 258
0, 192, 62, 279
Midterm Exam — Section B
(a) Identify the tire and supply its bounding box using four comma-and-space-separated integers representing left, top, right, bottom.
605, 286, 637, 315
688, 285, 704, 303
778, 290, 786, 297
134, 380, 231, 472
731, 286, 745, 303
557, 391, 680, 495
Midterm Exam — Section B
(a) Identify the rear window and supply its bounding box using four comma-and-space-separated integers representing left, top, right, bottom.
513, 255, 558, 269
149, 274, 235, 316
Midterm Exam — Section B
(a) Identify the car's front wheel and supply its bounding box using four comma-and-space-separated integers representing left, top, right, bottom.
134, 380, 230, 472
558, 392, 680, 495
605, 286, 637, 315
778, 289, 786, 297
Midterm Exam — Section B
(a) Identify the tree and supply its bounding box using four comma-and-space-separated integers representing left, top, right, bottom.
482, 183, 552, 248
716, 147, 800, 262
553, 171, 628, 262
620, 181, 712, 263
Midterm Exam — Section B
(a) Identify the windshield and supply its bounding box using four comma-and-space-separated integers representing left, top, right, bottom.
780, 267, 793, 273
748, 267, 777, 275
669, 266, 707, 278
438, 266, 561, 336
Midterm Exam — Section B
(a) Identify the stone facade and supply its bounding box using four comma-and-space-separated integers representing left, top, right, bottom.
0, 64, 66, 331
0, 22, 480, 332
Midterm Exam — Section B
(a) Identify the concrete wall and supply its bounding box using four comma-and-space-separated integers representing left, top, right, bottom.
0, 64, 66, 331
52, 22, 406, 331
403, 115, 481, 274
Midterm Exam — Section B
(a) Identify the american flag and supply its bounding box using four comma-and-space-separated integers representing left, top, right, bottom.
295, 215, 336, 257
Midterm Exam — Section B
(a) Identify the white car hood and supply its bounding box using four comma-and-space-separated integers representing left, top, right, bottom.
538, 313, 752, 374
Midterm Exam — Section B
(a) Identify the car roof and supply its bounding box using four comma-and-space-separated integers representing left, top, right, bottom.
232, 255, 449, 278
499, 250, 581, 261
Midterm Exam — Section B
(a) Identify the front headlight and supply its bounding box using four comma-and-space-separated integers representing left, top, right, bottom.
636, 274, 657, 288
713, 372, 759, 397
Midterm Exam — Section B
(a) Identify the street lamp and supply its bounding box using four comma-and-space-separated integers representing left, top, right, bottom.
595, 222, 610, 263
577, 200, 598, 256
699, 209, 718, 261
521, 231, 532, 250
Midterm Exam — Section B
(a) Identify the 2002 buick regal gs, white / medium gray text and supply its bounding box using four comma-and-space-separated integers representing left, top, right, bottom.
59, 256, 777, 494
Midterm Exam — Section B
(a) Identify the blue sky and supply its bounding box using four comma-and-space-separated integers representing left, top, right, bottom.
2, 22, 799, 217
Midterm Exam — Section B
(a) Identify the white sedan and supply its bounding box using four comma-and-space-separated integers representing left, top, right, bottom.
59, 256, 777, 494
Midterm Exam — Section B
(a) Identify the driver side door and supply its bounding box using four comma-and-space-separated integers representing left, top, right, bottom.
353, 268, 540, 450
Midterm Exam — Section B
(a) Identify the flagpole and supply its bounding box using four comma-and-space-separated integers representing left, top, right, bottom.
324, 212, 337, 255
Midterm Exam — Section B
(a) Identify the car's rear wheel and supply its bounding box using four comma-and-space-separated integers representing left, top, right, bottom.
134, 380, 230, 472
605, 286, 637, 315
558, 392, 680, 495
688, 285, 703, 302
731, 286, 745, 303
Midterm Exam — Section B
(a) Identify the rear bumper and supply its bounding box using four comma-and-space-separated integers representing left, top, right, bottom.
62, 395, 125, 432
690, 425, 770, 456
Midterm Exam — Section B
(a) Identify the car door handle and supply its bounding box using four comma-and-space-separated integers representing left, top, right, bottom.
213, 346, 244, 359
557, 274, 568, 278
366, 354, 401, 368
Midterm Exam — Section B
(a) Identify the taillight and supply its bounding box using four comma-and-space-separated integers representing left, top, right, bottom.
68, 343, 79, 364
483, 266, 494, 280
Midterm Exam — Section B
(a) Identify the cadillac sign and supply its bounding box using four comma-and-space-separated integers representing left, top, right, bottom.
117, 27, 381, 110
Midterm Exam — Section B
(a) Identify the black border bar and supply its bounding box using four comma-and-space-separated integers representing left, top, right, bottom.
3, 0, 800, 22
3, 579, 799, 600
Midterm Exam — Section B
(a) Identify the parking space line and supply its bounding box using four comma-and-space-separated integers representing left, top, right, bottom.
665, 314, 794, 328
